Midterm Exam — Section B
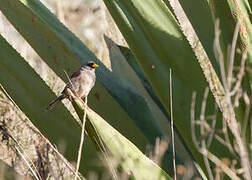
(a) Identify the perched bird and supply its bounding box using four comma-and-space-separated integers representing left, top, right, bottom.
46, 61, 99, 110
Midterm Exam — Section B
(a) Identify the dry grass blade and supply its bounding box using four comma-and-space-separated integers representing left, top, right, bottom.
169, 69, 176, 180
74, 96, 88, 180
63, 70, 83, 180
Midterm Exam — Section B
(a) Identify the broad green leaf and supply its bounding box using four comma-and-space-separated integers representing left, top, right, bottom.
115, 43, 209, 175
117, 44, 169, 119
104, 36, 187, 172
104, 36, 167, 140
102, 0, 238, 175
163, 0, 219, 73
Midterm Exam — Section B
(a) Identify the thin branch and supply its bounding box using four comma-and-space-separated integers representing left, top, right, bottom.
213, 22, 228, 92
242, 92, 251, 139
190, 91, 239, 179
191, 92, 200, 151
214, 20, 251, 179
207, 103, 217, 148
222, 115, 236, 156
227, 22, 240, 90
200, 87, 214, 180
230, 50, 248, 96
207, 152, 240, 180
169, 69, 176, 180
214, 134, 232, 148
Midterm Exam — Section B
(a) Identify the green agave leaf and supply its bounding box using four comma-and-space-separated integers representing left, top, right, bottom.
103, 0, 208, 92
104, 36, 188, 173
72, 98, 172, 180
115, 43, 209, 175
103, 0, 239, 175
163, 0, 219, 73
117, 44, 169, 119
103, 36, 168, 139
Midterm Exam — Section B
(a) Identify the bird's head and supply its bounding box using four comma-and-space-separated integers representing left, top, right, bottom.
83, 61, 99, 70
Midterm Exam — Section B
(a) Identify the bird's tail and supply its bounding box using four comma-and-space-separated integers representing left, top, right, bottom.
46, 95, 64, 110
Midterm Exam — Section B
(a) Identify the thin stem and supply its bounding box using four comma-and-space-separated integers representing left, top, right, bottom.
207, 152, 240, 180
191, 92, 200, 151
74, 97, 88, 180
230, 50, 247, 96
214, 21, 228, 91
190, 90, 239, 179
227, 22, 240, 90
214, 20, 251, 179
207, 103, 217, 148
14, 145, 41, 180
242, 92, 251, 139
222, 115, 236, 155
200, 88, 214, 180
169, 69, 176, 180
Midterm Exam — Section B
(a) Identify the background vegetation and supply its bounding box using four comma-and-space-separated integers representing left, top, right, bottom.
0, 0, 251, 179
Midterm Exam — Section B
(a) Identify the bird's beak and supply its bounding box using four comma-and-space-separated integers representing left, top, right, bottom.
92, 63, 99, 68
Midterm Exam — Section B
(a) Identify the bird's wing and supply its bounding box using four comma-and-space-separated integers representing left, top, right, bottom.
70, 69, 81, 78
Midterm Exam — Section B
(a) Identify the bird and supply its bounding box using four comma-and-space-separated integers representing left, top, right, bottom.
46, 61, 99, 110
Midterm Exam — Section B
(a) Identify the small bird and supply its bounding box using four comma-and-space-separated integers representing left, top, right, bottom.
46, 61, 99, 110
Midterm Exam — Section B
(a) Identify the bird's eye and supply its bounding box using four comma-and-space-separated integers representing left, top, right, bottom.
87, 63, 93, 67
89, 62, 99, 68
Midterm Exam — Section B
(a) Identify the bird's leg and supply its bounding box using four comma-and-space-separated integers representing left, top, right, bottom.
66, 88, 76, 102
66, 87, 79, 102
66, 88, 88, 109
79, 98, 86, 106
68, 95, 73, 102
